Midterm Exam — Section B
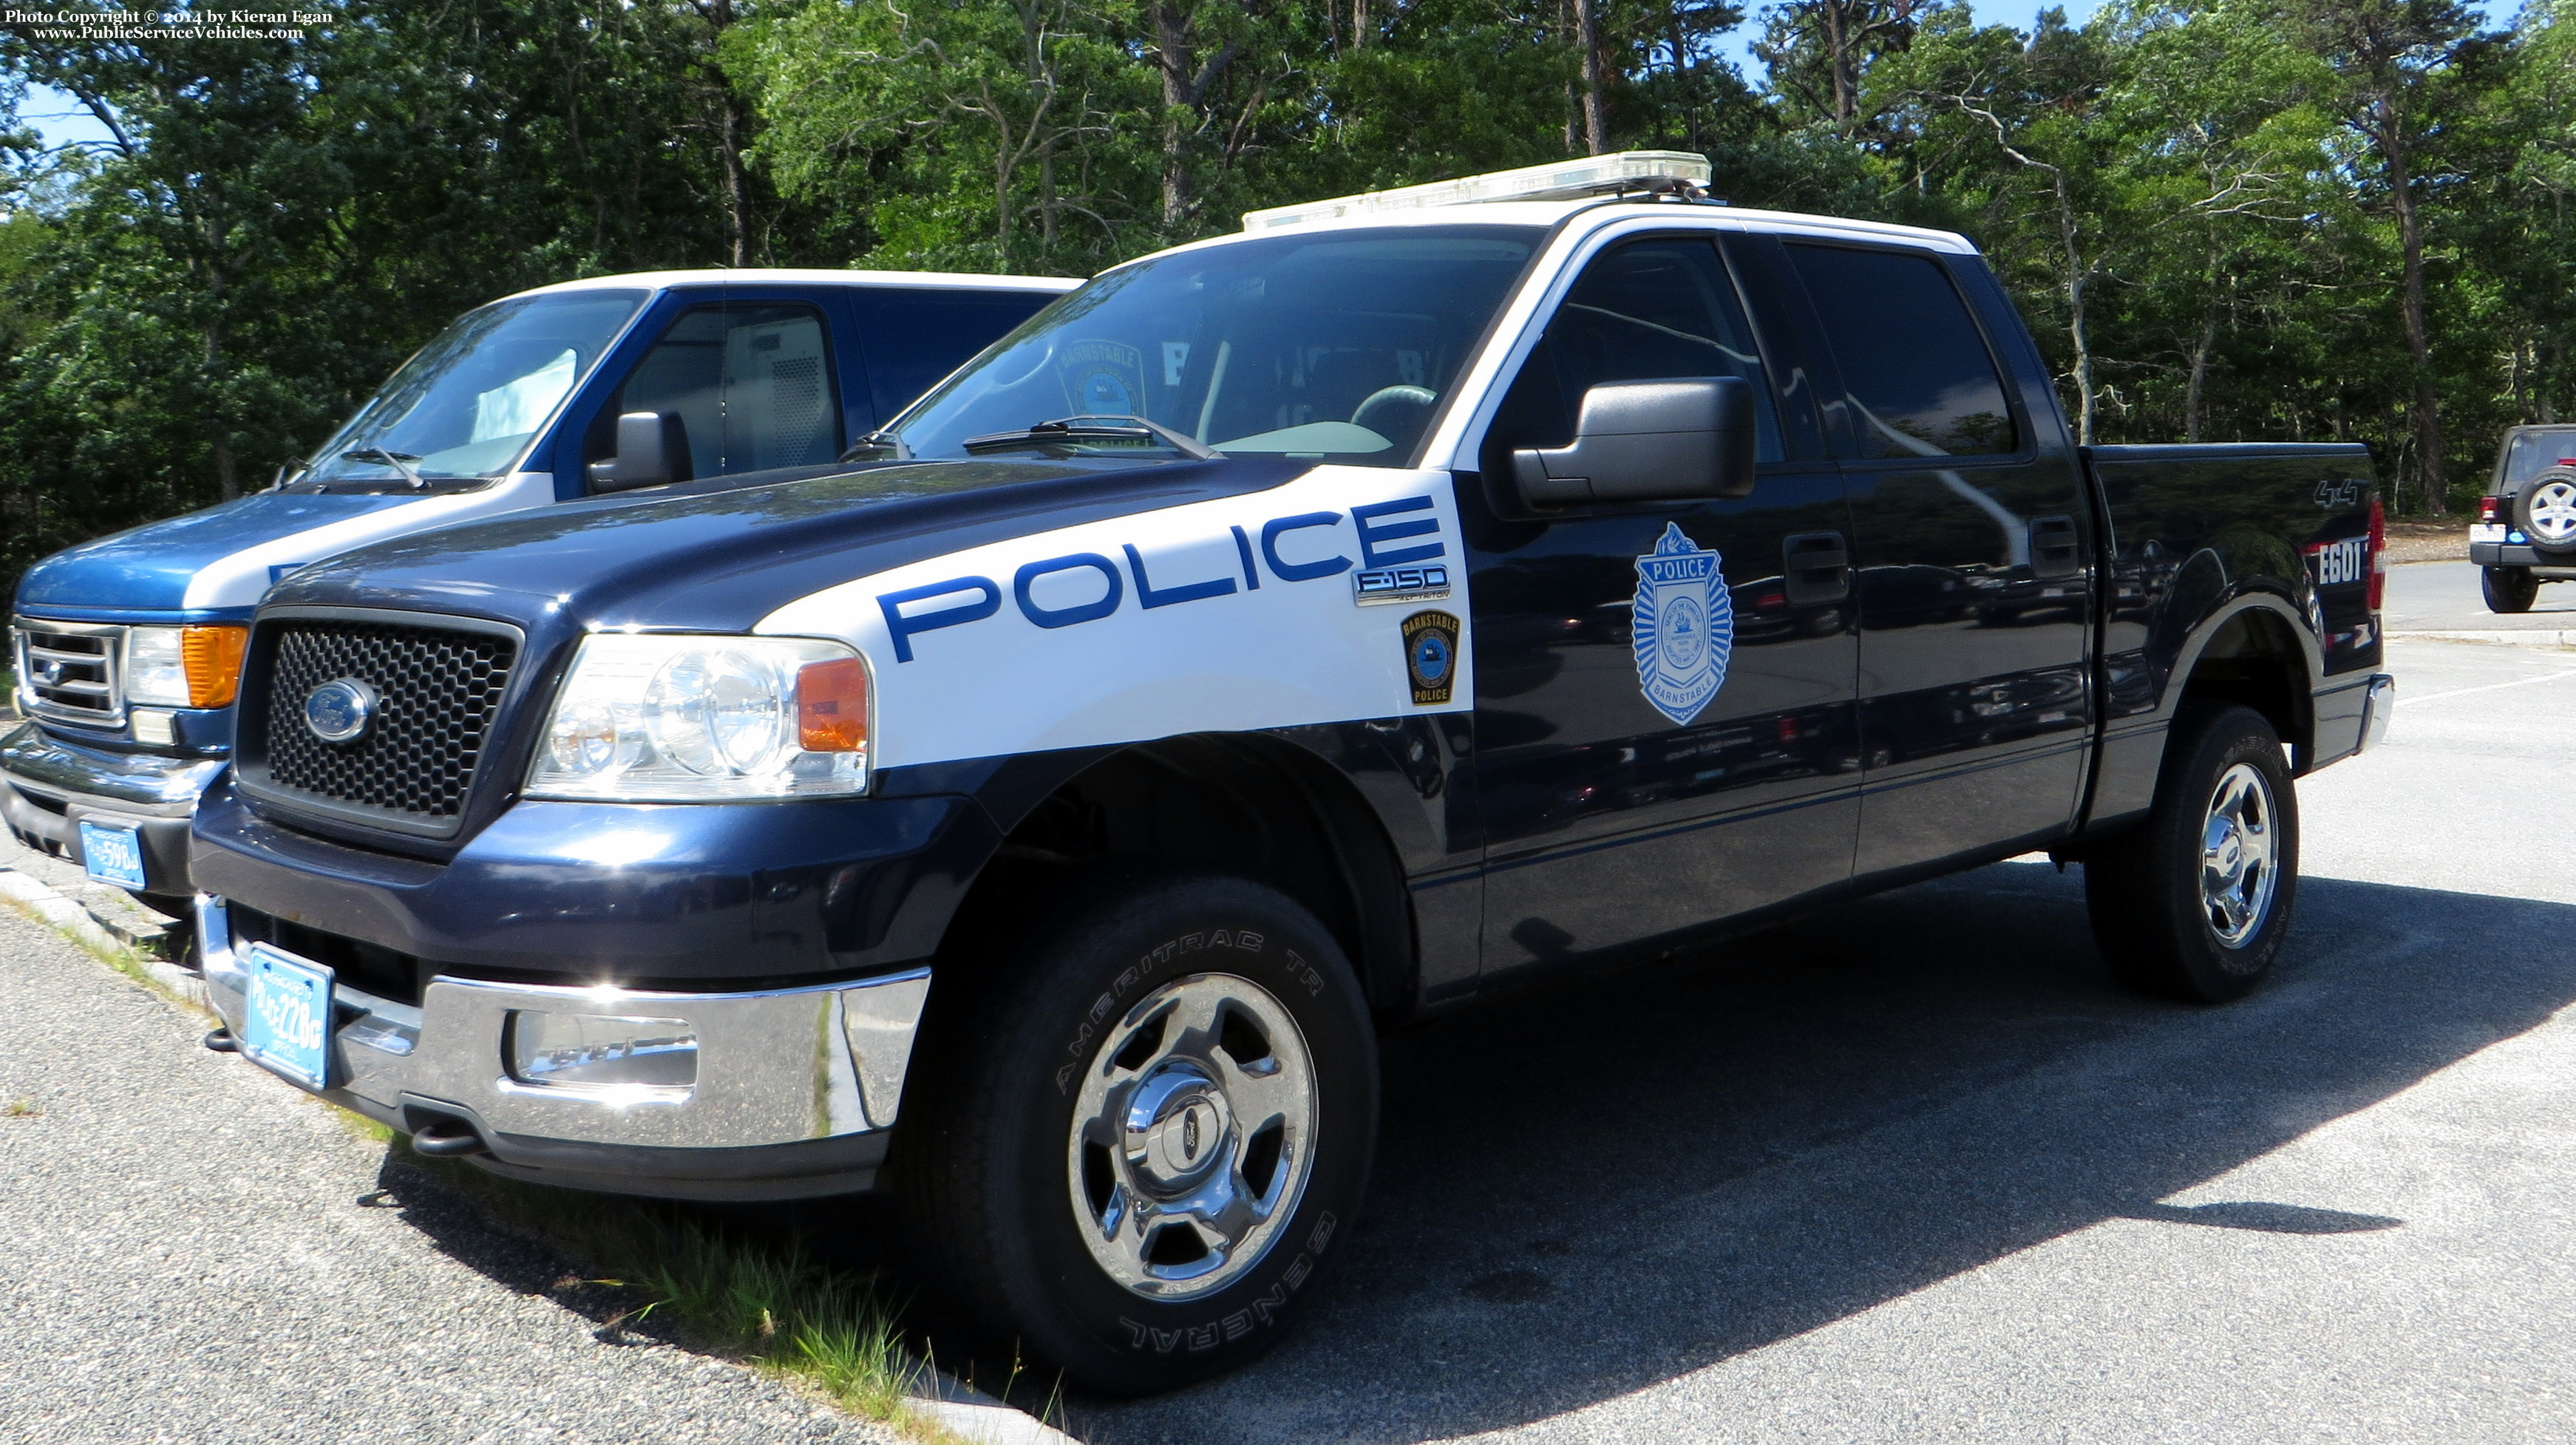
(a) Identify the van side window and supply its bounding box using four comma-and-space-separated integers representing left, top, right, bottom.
1785, 244, 2016, 459
598, 303, 839, 482
857, 289, 1059, 428
1485, 237, 1781, 468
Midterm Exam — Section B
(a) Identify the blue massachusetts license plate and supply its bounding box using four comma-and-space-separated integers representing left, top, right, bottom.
76, 820, 147, 889
242, 943, 334, 1089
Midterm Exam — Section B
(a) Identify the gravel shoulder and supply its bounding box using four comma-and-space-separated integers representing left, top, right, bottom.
0, 903, 903, 1445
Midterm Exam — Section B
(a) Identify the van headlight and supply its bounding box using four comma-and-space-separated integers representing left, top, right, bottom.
525, 634, 870, 800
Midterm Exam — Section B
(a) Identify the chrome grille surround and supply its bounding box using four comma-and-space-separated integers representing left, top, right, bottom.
13, 618, 124, 727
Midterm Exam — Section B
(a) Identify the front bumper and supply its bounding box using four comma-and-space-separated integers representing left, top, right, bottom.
0, 720, 224, 897
199, 897, 932, 1200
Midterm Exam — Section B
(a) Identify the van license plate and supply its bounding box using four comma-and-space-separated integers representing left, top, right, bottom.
76, 820, 147, 889
242, 944, 334, 1089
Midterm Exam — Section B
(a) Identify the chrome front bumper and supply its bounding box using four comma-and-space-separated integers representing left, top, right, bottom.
199, 897, 933, 1200
0, 719, 225, 894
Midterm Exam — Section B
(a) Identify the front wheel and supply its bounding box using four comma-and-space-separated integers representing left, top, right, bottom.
2084, 705, 2300, 1003
893, 872, 1379, 1395
2484, 565, 2540, 613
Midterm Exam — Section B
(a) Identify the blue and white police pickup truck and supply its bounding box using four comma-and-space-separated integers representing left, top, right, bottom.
187, 153, 2395, 1394
2, 268, 1075, 911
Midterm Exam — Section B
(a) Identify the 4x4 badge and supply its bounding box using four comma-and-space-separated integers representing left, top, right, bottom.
1400, 610, 1458, 706
1632, 522, 1731, 726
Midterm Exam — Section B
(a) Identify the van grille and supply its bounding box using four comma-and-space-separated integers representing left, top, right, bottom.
256, 619, 518, 824
13, 619, 122, 725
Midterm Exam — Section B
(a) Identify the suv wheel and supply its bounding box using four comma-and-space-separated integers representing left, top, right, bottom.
2515, 470, 2576, 554
2484, 565, 2540, 614
2084, 704, 2300, 1003
894, 871, 1379, 1395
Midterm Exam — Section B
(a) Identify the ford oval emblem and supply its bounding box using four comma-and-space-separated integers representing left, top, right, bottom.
303, 677, 380, 744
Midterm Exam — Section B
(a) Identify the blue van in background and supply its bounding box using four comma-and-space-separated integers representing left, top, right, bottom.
2, 268, 1078, 911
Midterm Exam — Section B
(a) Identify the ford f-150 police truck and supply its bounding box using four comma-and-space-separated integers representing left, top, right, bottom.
3, 268, 1075, 913
186, 153, 2396, 1394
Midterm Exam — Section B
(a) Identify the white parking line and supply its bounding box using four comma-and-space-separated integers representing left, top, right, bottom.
2404, 667, 2576, 706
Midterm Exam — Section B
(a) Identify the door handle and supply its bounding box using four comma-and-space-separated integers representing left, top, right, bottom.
1782, 531, 1849, 606
2029, 515, 2081, 580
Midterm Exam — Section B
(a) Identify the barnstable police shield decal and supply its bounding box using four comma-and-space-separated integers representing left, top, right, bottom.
1401, 609, 1460, 707
1632, 522, 1731, 726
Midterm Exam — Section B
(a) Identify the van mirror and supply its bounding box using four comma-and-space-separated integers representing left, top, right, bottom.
592, 411, 692, 492
1511, 377, 1756, 509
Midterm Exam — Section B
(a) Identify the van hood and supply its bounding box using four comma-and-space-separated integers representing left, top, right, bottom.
15, 491, 449, 621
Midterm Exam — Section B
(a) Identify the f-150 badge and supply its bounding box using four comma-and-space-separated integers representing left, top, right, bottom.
1633, 522, 1730, 726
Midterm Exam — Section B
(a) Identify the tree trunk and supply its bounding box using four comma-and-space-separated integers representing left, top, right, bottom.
2050, 173, 2093, 446
1576, 0, 1606, 154
2186, 290, 2218, 445
2378, 98, 2446, 514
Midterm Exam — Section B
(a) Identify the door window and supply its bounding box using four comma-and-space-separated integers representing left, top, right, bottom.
598, 302, 840, 481
1486, 237, 1781, 467
1785, 244, 2016, 459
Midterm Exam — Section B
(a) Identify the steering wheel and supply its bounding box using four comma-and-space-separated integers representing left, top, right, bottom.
1350, 385, 1438, 446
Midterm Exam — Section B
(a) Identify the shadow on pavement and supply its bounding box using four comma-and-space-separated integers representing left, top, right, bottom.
1067, 862, 2576, 1444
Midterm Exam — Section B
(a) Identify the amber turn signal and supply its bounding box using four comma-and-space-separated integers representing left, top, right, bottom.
797, 656, 870, 752
181, 625, 248, 709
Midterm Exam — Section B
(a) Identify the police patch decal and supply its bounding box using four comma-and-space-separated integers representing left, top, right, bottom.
1631, 522, 1730, 726
1401, 609, 1459, 706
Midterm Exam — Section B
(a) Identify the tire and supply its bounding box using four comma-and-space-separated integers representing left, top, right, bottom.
2084, 704, 2300, 1003
2515, 469, 2576, 554
2484, 565, 2540, 614
893, 871, 1379, 1395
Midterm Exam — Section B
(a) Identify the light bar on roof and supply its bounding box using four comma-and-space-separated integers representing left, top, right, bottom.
1242, 151, 1713, 231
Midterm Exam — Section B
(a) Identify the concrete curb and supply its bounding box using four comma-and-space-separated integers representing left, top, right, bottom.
0, 841, 1078, 1445
2387, 628, 2576, 648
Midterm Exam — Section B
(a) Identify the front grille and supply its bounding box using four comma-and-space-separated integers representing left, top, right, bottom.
259, 619, 518, 823
15, 619, 121, 724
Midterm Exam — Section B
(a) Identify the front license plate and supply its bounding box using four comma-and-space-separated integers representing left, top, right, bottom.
77, 820, 148, 889
242, 944, 334, 1089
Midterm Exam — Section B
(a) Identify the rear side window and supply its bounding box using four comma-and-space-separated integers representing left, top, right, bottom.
605, 302, 840, 479
857, 288, 1060, 426
1787, 244, 2016, 459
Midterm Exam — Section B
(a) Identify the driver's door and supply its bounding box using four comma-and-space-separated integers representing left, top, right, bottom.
1463, 233, 1860, 981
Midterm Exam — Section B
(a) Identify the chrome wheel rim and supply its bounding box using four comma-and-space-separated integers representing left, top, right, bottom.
2530, 480, 2576, 545
2201, 762, 2280, 949
1066, 972, 1316, 1300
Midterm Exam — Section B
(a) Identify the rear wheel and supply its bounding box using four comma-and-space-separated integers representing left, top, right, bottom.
2084, 705, 2300, 1003
894, 871, 1379, 1395
2484, 565, 2540, 613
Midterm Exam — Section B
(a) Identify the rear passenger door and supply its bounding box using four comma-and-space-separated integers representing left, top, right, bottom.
1464, 231, 1860, 980
1780, 242, 2095, 879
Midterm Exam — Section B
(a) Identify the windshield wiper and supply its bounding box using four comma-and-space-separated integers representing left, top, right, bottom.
339, 446, 429, 489
961, 415, 1220, 461
841, 429, 909, 462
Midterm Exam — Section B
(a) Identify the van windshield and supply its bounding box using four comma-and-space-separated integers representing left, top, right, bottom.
2501, 428, 2576, 489
878, 225, 1542, 467
300, 290, 646, 490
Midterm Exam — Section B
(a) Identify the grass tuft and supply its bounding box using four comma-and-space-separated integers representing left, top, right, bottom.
4, 1095, 37, 1118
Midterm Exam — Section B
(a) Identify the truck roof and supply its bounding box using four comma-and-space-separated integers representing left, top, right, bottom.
501, 268, 1084, 303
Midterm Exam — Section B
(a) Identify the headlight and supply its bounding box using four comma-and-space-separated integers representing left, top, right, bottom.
125, 625, 248, 708
524, 633, 871, 800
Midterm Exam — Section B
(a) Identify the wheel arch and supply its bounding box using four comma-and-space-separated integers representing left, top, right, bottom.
2166, 596, 2317, 761
935, 732, 1419, 1016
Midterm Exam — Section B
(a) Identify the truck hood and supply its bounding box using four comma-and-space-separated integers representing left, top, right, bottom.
16, 492, 429, 619
268, 455, 1314, 640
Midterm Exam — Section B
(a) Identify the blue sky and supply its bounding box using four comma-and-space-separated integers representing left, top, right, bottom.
13, 0, 2521, 154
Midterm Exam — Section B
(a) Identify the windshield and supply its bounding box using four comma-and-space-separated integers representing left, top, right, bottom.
883, 225, 1542, 466
302, 290, 647, 488
2501, 429, 2576, 489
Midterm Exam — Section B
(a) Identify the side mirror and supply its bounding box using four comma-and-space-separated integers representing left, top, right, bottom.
1511, 377, 1757, 509
590, 411, 692, 492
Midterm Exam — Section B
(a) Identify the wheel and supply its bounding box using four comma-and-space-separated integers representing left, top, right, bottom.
2515, 469, 2576, 554
2084, 704, 2300, 1003
893, 871, 1379, 1395
2484, 565, 2540, 613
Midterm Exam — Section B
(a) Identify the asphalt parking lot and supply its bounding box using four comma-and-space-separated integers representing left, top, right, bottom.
2, 626, 2569, 1444
2386, 557, 2576, 633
